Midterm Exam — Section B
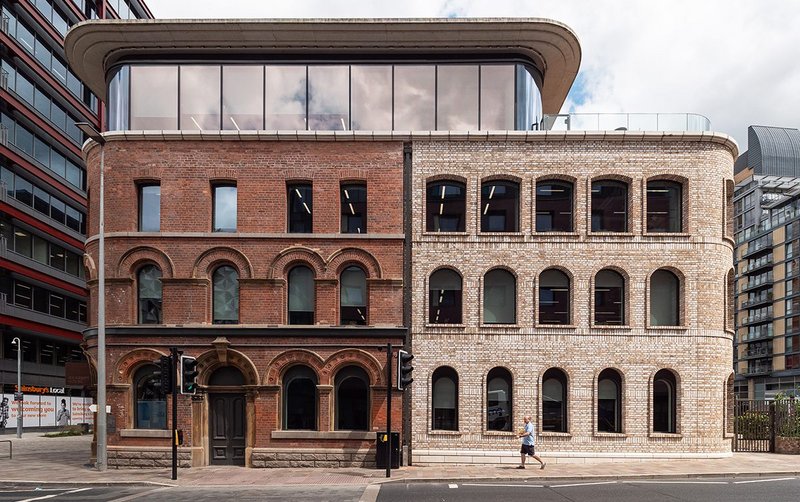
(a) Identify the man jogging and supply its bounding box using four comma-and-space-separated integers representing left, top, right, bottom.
518, 415, 546, 469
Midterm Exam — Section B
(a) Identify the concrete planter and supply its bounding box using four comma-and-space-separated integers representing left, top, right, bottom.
775, 436, 800, 454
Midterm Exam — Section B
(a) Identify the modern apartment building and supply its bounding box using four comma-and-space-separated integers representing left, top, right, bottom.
733, 125, 800, 400
65, 17, 736, 467
0, 0, 151, 427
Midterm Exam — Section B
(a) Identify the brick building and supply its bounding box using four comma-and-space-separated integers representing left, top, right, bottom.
1, 0, 151, 423
65, 17, 736, 467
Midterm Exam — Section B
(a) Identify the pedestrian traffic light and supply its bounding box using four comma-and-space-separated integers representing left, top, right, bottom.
397, 349, 414, 391
180, 355, 199, 395
152, 355, 173, 394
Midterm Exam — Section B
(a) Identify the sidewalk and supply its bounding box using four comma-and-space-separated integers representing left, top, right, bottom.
1, 434, 799, 487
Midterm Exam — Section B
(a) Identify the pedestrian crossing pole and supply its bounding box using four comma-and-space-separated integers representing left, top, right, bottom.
386, 343, 392, 478
171, 347, 179, 481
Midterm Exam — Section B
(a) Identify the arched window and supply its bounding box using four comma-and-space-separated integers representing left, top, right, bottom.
650, 269, 680, 326
597, 368, 623, 433
653, 369, 677, 433
539, 269, 570, 325
288, 266, 314, 325
134, 365, 167, 429
340, 266, 367, 325
432, 366, 458, 430
542, 368, 568, 432
429, 269, 462, 324
647, 181, 682, 232
426, 181, 466, 232
212, 265, 239, 324
594, 269, 625, 325
591, 180, 628, 232
334, 366, 370, 431
481, 180, 519, 232
536, 180, 574, 232
283, 365, 318, 430
486, 367, 512, 431
341, 184, 367, 234
137, 265, 162, 324
483, 269, 516, 324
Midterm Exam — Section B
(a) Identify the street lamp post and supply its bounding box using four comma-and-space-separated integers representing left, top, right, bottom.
76, 122, 106, 471
12, 337, 21, 438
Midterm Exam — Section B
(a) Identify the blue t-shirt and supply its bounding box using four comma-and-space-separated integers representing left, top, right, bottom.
522, 421, 535, 445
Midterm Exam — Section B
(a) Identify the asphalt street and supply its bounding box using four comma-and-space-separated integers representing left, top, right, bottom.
376, 477, 800, 502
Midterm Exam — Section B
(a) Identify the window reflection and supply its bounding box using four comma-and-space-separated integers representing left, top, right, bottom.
351, 66, 392, 130
180, 66, 220, 130
213, 184, 237, 232
266, 66, 307, 129
223, 66, 264, 130
394, 66, 435, 130
437, 65, 478, 130
130, 66, 177, 129
480, 65, 515, 130
308, 66, 349, 130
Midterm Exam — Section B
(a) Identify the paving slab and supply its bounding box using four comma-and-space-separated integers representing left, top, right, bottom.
1, 434, 799, 487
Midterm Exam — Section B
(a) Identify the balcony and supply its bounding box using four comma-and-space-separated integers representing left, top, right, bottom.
742, 347, 774, 360
743, 365, 773, 376
743, 238, 773, 258
540, 113, 711, 132
741, 275, 774, 292
743, 256, 773, 275
741, 329, 774, 343
740, 312, 774, 326
741, 293, 773, 309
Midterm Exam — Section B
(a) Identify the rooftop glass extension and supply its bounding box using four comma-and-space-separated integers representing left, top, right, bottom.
107, 63, 542, 132
541, 113, 711, 132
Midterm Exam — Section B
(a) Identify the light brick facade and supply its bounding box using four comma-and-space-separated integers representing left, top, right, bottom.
409, 134, 738, 463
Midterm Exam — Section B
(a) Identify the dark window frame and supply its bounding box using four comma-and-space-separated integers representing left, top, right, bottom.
594, 269, 626, 325
646, 180, 683, 233
538, 269, 571, 325
480, 179, 520, 232
428, 268, 463, 324
542, 368, 568, 433
486, 367, 512, 432
426, 180, 466, 232
288, 183, 313, 233
597, 368, 623, 433
212, 183, 237, 233
137, 264, 163, 324
591, 179, 629, 233
652, 369, 677, 434
536, 179, 574, 232
340, 183, 367, 234
432, 366, 459, 431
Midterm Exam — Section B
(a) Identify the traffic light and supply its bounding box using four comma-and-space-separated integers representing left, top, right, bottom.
180, 355, 199, 395
397, 349, 414, 391
152, 355, 173, 394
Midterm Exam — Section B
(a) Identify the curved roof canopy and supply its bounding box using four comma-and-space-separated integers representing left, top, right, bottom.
64, 18, 581, 114
745, 125, 800, 177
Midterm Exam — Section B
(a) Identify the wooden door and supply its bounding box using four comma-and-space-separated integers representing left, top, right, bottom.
209, 393, 246, 465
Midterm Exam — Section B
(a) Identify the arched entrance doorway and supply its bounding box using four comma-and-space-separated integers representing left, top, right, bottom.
208, 366, 246, 466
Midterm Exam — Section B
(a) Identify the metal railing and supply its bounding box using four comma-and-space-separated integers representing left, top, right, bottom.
742, 293, 773, 309
0, 68, 8, 91
1, 15, 9, 36
541, 113, 711, 132
0, 124, 7, 147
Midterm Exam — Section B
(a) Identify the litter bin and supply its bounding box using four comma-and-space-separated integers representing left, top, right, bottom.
375, 431, 400, 469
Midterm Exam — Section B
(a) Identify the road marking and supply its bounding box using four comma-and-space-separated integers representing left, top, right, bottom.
462, 483, 544, 488
551, 481, 617, 488
624, 480, 729, 485
108, 486, 173, 502
17, 487, 92, 502
448, 483, 458, 488
733, 477, 796, 484
359, 484, 380, 502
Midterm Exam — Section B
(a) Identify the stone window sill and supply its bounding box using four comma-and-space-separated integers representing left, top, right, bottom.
271, 430, 374, 440
477, 232, 525, 237
482, 430, 516, 437
422, 231, 470, 237
120, 429, 171, 438
593, 432, 628, 438
535, 324, 577, 330
539, 431, 572, 437
480, 323, 521, 329
591, 325, 632, 330
649, 432, 683, 439
646, 325, 688, 331
643, 232, 691, 238
587, 232, 636, 238
425, 323, 466, 329
531, 231, 580, 238
429, 430, 462, 436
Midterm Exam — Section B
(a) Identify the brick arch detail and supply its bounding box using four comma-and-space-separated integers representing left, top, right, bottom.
537, 265, 575, 283
192, 247, 253, 280
592, 265, 631, 283
590, 174, 634, 185
264, 349, 325, 386
117, 246, 175, 279
114, 348, 169, 384
535, 174, 578, 185
645, 173, 689, 185
480, 174, 523, 185
426, 174, 468, 185
84, 253, 97, 282
321, 349, 385, 387
268, 246, 326, 279
195, 349, 259, 387
326, 248, 382, 279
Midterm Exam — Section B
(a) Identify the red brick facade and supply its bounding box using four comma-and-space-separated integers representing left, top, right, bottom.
82, 139, 407, 468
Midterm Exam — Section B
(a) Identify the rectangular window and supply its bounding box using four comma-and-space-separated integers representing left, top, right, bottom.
49, 244, 66, 271
212, 184, 237, 232
222, 66, 264, 130
33, 186, 50, 215
288, 183, 313, 233
130, 66, 178, 129
32, 234, 48, 264
265, 66, 307, 130
13, 228, 32, 257
437, 65, 479, 130
351, 65, 392, 131
479, 65, 515, 130
394, 66, 435, 130
180, 65, 221, 130
138, 184, 161, 232
308, 65, 349, 130
341, 184, 367, 233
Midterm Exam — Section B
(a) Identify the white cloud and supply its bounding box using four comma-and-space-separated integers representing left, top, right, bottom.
145, 0, 800, 149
